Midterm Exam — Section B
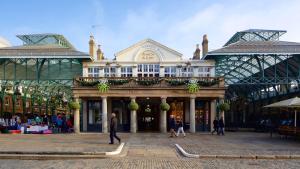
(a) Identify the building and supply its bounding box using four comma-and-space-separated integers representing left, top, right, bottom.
72, 35, 226, 133
204, 29, 300, 128
0, 34, 90, 117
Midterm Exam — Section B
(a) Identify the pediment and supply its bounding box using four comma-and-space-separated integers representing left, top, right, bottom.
115, 39, 183, 62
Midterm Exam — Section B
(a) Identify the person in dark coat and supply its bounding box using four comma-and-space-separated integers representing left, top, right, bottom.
109, 113, 121, 144
218, 117, 225, 136
211, 118, 219, 135
169, 114, 177, 137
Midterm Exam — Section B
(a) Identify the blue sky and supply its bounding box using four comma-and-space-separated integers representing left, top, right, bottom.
1, 0, 300, 59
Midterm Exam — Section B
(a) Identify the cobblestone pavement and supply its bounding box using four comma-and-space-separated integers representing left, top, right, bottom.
0, 158, 300, 169
0, 133, 125, 152
1, 132, 300, 168
174, 132, 300, 156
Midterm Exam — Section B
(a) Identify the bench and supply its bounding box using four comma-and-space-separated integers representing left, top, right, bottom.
278, 126, 300, 139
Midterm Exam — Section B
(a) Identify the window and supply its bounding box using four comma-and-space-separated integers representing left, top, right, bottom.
198, 67, 211, 77
181, 67, 193, 77
137, 64, 160, 77
165, 66, 176, 77
121, 67, 132, 77
88, 67, 100, 77
104, 67, 116, 77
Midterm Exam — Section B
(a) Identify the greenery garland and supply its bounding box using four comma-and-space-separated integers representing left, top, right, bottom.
108, 79, 129, 85
136, 78, 161, 86
76, 80, 98, 87
166, 79, 188, 86
198, 79, 218, 87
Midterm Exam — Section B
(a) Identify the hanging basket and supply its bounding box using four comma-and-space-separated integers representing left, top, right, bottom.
128, 101, 139, 111
160, 102, 170, 111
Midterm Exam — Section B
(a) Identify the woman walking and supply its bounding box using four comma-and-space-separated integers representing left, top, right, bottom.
176, 118, 186, 137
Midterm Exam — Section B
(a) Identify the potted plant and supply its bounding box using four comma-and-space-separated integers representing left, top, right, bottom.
128, 101, 139, 111
160, 102, 170, 111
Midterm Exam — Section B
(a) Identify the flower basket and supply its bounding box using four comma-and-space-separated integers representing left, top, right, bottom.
187, 83, 200, 93
97, 82, 110, 93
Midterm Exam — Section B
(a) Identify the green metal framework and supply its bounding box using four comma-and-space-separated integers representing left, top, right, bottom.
205, 29, 300, 101
17, 34, 75, 49
0, 34, 90, 116
203, 29, 300, 128
224, 29, 286, 46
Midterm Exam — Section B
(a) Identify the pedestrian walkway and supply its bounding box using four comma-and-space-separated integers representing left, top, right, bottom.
0, 133, 122, 153
1, 132, 300, 158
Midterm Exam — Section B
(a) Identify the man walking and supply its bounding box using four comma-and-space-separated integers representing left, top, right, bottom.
211, 118, 218, 135
169, 115, 177, 137
218, 117, 225, 136
109, 113, 121, 144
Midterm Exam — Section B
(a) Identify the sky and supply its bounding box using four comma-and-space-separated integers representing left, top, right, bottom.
1, 0, 300, 59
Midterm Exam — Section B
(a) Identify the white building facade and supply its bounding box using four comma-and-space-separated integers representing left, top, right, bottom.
72, 36, 225, 133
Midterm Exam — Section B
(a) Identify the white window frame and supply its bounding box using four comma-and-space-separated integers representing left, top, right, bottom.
164, 66, 176, 77
104, 67, 116, 77
121, 67, 133, 77
88, 67, 100, 77
137, 64, 160, 77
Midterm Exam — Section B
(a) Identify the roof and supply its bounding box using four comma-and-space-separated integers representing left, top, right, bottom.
205, 41, 300, 59
0, 44, 90, 59
224, 29, 287, 46
17, 34, 75, 49
115, 38, 183, 57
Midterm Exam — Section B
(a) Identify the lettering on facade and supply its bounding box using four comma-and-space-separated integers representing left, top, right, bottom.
137, 50, 159, 62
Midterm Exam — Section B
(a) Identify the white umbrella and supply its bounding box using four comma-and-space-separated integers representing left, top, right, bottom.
264, 97, 300, 127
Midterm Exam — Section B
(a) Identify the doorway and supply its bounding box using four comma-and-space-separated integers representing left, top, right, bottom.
87, 100, 102, 132
136, 97, 160, 131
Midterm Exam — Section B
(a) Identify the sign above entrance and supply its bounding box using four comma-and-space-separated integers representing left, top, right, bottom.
137, 50, 160, 62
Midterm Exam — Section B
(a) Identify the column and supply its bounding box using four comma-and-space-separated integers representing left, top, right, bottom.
160, 97, 167, 133
219, 98, 225, 124
116, 67, 121, 77
190, 96, 196, 133
130, 97, 137, 133
82, 100, 87, 132
159, 66, 165, 77
210, 99, 216, 132
102, 96, 108, 133
74, 97, 80, 134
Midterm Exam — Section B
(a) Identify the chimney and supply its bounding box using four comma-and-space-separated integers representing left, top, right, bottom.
89, 35, 95, 59
202, 34, 208, 57
193, 44, 201, 60
97, 45, 104, 60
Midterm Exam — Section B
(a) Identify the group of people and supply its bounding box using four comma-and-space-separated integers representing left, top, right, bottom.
211, 117, 225, 135
50, 113, 74, 133
108, 113, 225, 145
